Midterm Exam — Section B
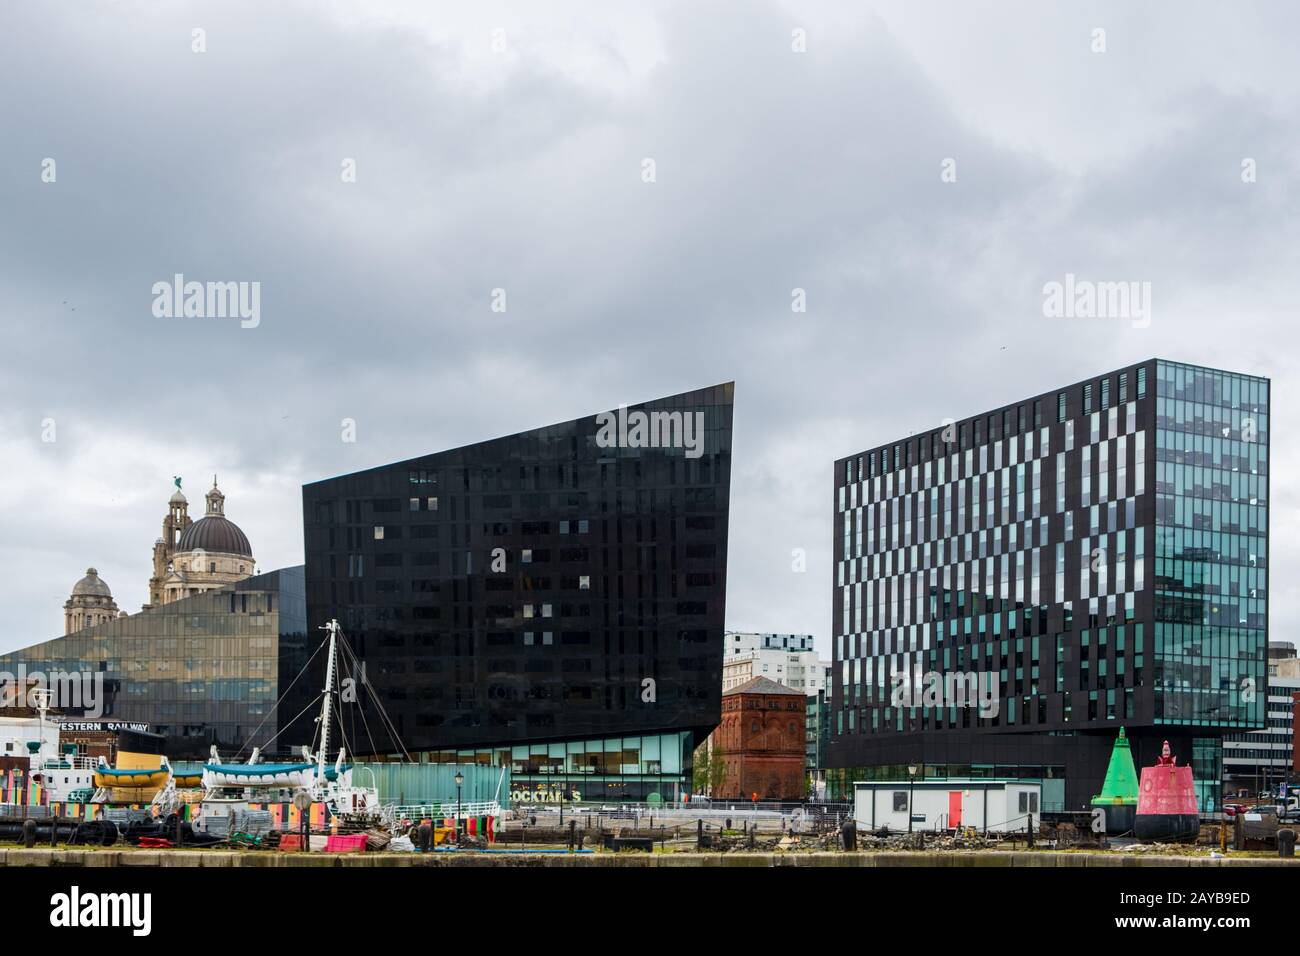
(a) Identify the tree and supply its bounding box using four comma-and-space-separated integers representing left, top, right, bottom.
693, 742, 728, 796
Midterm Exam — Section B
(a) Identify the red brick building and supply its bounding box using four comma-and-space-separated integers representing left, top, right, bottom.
709, 676, 806, 800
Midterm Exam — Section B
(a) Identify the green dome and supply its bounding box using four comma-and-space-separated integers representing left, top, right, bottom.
1091, 727, 1140, 806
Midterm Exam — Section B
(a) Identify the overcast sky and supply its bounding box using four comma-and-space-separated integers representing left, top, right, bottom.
1, 0, 1297, 656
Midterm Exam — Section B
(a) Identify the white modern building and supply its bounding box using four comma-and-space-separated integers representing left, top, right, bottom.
853, 779, 1042, 833
723, 632, 830, 694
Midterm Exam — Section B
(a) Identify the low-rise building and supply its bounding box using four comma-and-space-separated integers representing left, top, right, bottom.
707, 676, 807, 801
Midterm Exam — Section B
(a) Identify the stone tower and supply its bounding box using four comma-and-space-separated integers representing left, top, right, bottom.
145, 478, 192, 609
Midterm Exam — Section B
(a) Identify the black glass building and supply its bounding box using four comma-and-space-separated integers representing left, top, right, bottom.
294, 384, 734, 802
0, 567, 306, 760
828, 360, 1268, 813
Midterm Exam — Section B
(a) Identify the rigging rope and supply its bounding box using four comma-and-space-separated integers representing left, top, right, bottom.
234, 638, 326, 760
335, 624, 415, 763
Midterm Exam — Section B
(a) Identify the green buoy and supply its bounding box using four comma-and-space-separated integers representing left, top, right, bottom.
1090, 727, 1139, 833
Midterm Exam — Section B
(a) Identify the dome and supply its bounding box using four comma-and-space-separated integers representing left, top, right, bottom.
169, 489, 188, 505
176, 516, 253, 557
71, 568, 113, 598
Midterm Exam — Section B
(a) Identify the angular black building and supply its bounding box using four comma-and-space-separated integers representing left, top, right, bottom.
829, 360, 1269, 814
295, 384, 734, 802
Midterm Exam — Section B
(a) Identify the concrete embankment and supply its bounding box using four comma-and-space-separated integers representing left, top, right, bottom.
0, 848, 1294, 867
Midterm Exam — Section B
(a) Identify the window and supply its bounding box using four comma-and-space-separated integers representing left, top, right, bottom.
1083, 383, 1093, 414
893, 791, 908, 812
427, 497, 438, 511
373, 526, 384, 540
522, 549, 533, 563
1137, 366, 1147, 397
409, 497, 420, 511
1101, 378, 1110, 409
1057, 392, 1066, 423
1119, 372, 1128, 403
579, 575, 590, 590
1033, 399, 1042, 428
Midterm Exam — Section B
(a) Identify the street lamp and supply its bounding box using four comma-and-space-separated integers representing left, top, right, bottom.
455, 771, 464, 840
907, 764, 918, 834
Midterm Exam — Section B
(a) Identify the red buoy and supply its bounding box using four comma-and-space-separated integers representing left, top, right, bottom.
1134, 740, 1199, 843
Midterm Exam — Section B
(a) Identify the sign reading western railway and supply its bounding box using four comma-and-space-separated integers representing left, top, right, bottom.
56, 720, 150, 733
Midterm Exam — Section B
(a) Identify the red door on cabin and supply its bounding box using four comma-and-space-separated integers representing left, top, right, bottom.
948, 791, 962, 828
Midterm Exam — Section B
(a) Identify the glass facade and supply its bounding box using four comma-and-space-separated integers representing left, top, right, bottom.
830, 360, 1268, 812
412, 731, 694, 803
294, 385, 734, 787
0, 567, 306, 759
1153, 360, 1268, 730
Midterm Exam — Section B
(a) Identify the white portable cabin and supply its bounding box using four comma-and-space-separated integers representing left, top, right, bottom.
853, 779, 1041, 833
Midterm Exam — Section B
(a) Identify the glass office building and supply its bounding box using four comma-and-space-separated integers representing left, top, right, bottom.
0, 567, 306, 759
828, 360, 1268, 812
418, 731, 694, 804
295, 385, 734, 801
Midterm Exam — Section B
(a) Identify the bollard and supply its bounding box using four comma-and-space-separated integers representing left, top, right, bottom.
1279, 828, 1296, 858
22, 818, 37, 848
841, 819, 857, 851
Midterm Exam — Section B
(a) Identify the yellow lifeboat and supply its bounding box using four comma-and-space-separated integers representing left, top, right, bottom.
93, 753, 171, 801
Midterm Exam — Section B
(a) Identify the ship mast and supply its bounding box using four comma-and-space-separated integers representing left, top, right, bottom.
317, 619, 340, 780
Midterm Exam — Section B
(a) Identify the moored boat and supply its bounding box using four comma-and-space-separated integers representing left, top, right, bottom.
194, 620, 388, 830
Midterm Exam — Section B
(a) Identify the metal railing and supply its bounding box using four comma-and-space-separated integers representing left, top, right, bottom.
388, 801, 501, 820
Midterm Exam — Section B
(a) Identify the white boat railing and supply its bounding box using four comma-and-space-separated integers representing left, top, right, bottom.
39, 755, 97, 771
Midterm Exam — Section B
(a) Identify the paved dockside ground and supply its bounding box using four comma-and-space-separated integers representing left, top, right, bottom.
0, 848, 1295, 867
